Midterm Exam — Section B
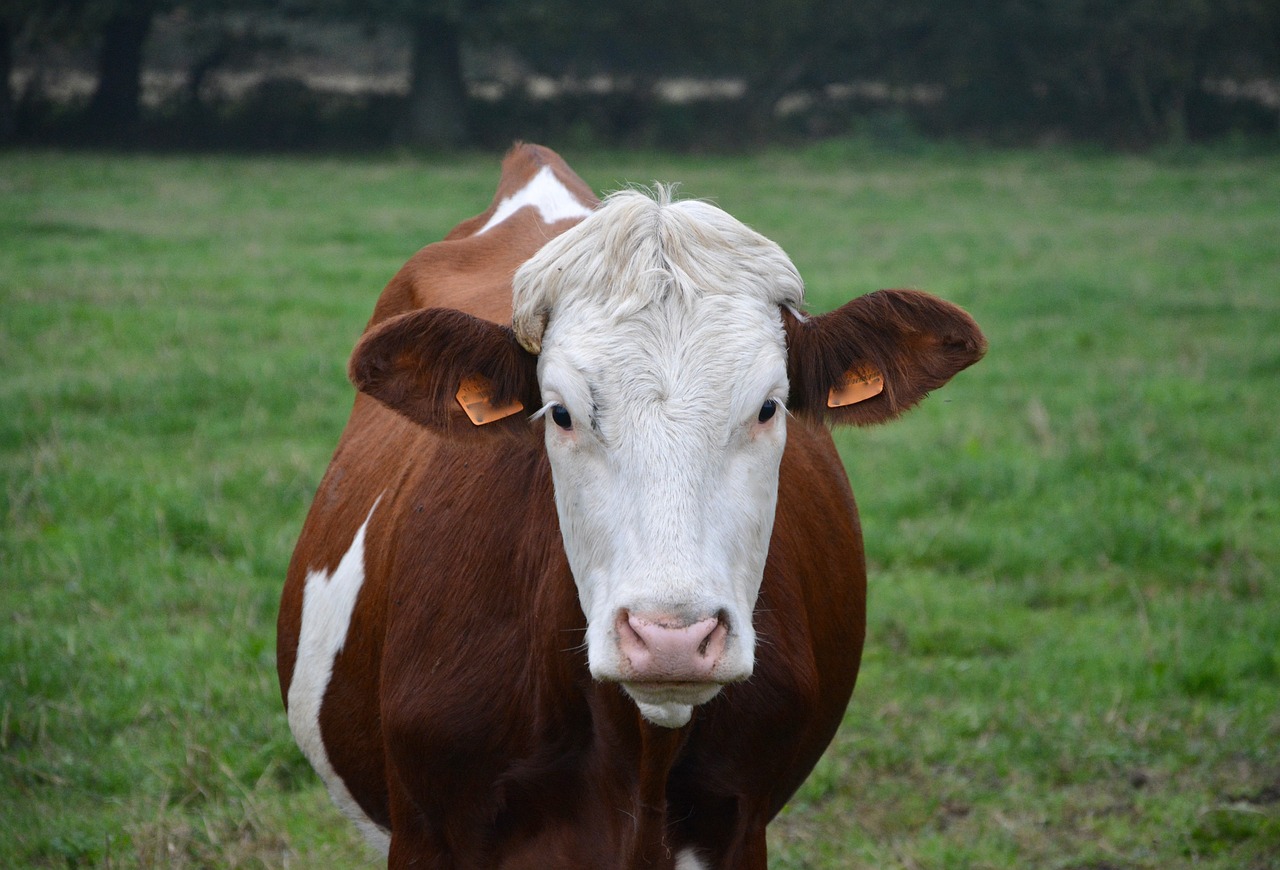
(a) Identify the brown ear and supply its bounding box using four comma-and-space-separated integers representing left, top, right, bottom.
349, 308, 541, 437
784, 289, 986, 426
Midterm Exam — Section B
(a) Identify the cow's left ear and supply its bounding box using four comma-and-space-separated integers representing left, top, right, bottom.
349, 308, 541, 437
783, 289, 986, 426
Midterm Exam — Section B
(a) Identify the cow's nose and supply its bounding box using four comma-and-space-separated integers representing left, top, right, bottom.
616, 611, 728, 682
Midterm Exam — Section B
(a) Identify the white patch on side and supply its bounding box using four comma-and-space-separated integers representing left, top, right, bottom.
675, 847, 709, 870
287, 499, 390, 854
477, 165, 594, 235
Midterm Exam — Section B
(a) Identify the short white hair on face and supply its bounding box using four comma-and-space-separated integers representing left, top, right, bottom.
512, 186, 806, 353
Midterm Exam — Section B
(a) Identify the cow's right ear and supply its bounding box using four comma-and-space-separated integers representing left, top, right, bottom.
349, 308, 541, 437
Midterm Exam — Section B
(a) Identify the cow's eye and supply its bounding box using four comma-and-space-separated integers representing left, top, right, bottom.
550, 404, 573, 430
758, 399, 778, 424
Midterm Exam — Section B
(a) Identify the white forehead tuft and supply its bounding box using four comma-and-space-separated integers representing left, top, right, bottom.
511, 187, 804, 352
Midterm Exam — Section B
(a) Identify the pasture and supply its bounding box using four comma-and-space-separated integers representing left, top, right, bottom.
2, 144, 1277, 868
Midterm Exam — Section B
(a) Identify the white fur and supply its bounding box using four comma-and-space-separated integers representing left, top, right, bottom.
675, 848, 710, 870
287, 500, 390, 853
514, 189, 805, 727
477, 165, 594, 235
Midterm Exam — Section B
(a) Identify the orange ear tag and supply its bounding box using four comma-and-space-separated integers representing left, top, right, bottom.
455, 375, 524, 426
827, 364, 885, 408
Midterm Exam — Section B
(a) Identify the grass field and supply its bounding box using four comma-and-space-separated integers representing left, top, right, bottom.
2, 143, 1278, 868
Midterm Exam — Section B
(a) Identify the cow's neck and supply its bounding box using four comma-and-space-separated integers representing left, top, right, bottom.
582, 687, 697, 866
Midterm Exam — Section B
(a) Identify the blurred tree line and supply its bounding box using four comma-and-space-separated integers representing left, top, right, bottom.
3, 0, 1278, 149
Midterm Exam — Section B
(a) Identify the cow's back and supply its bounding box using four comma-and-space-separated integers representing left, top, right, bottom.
368, 145, 598, 328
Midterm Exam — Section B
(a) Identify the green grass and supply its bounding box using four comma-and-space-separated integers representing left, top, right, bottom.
2, 144, 1277, 868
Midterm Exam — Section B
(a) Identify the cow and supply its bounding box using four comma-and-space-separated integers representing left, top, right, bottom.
277, 143, 985, 869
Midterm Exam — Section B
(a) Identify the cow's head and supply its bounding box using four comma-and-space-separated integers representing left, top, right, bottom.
351, 189, 985, 728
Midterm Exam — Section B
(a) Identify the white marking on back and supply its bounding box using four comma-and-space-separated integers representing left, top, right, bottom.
477, 165, 593, 235
287, 499, 390, 853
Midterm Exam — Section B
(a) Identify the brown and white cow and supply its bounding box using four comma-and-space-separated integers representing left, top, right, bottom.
277, 143, 985, 868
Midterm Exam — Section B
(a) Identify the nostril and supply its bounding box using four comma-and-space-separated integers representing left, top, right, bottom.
617, 610, 643, 647
698, 616, 728, 659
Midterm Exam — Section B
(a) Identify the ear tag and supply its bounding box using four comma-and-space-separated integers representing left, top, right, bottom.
827, 364, 885, 408
455, 375, 524, 426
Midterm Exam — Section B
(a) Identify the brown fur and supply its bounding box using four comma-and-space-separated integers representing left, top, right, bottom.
783, 289, 987, 426
278, 144, 984, 868
350, 308, 540, 440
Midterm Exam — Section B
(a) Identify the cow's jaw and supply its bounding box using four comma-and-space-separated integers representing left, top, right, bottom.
537, 293, 789, 728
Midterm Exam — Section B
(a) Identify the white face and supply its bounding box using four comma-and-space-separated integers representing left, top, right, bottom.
537, 292, 790, 728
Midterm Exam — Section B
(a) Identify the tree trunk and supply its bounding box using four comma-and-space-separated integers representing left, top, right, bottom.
405, 15, 467, 149
0, 18, 14, 143
86, 9, 154, 143
1163, 89, 1188, 145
